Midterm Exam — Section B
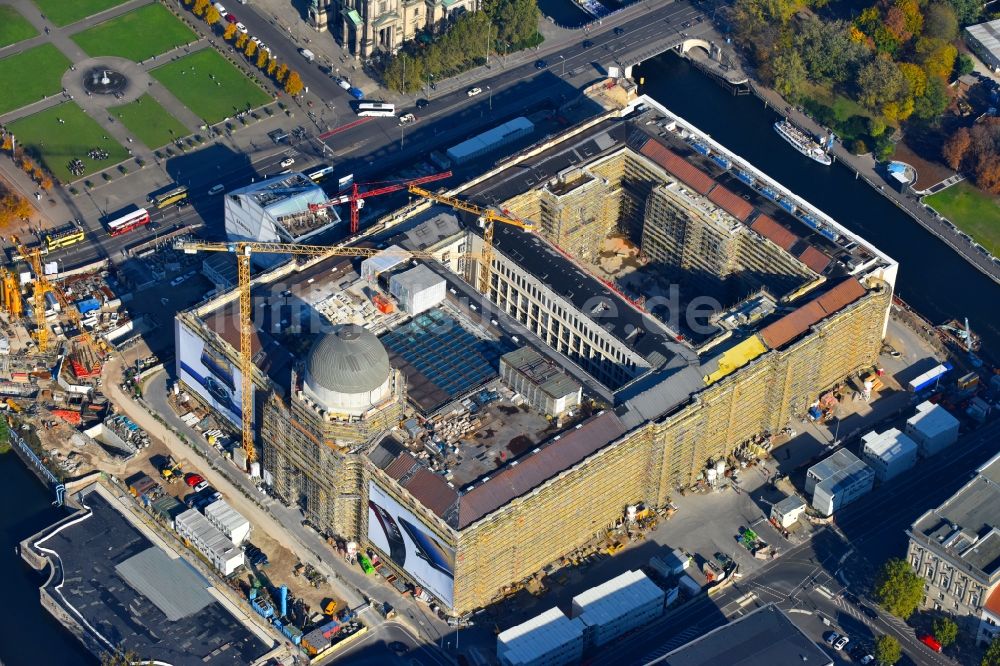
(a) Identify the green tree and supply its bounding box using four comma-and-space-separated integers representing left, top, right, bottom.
772, 48, 807, 100
924, 3, 958, 41
932, 616, 958, 647
954, 53, 975, 79
947, 0, 981, 25
913, 75, 950, 121
984, 635, 1000, 666
857, 56, 905, 112
874, 558, 924, 619
875, 635, 902, 665
916, 37, 958, 79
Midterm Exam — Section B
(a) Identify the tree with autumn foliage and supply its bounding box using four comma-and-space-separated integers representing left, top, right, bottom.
193, 0, 209, 17
223, 22, 237, 40
256, 49, 268, 68
245, 40, 257, 58
235, 32, 248, 49
284, 71, 303, 96
942, 127, 971, 169
205, 6, 221, 25
266, 58, 278, 76
275, 63, 288, 83
0, 191, 33, 227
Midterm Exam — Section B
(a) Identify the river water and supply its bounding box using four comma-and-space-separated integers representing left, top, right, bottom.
636, 55, 1000, 358
0, 453, 96, 666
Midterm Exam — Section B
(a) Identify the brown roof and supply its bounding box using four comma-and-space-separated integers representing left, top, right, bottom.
384, 452, 418, 481
456, 411, 627, 529
797, 245, 832, 274
750, 214, 799, 251
708, 185, 754, 221
639, 140, 715, 195
985, 586, 1000, 617
402, 467, 458, 519
759, 278, 867, 349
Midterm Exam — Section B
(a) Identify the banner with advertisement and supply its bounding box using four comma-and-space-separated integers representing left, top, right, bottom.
175, 319, 251, 430
367, 481, 455, 607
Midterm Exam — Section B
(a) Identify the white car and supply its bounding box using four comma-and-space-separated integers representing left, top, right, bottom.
250, 36, 261, 46
213, 2, 227, 14
194, 481, 210, 492
236, 22, 248, 34
280, 157, 295, 168
337, 78, 351, 90
833, 635, 850, 651
398, 113, 416, 126
259, 42, 271, 55
467, 87, 482, 97
208, 184, 224, 195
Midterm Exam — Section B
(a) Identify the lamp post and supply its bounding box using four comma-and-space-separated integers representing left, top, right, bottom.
487, 85, 492, 113
560, 54, 566, 75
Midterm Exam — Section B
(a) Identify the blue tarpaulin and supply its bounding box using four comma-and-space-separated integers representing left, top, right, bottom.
76, 297, 100, 314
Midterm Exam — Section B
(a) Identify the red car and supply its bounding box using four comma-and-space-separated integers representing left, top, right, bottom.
185, 473, 204, 488
918, 634, 943, 653
225, 13, 236, 23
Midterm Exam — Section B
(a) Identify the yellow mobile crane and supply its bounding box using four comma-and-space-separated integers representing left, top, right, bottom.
174, 240, 443, 467
407, 187, 534, 295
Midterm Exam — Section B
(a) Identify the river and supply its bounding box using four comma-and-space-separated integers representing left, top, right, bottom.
636, 54, 1000, 359
0, 453, 96, 666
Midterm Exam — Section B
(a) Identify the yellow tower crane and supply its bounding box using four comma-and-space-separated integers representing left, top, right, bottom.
407, 186, 534, 295
11, 236, 50, 352
175, 239, 443, 467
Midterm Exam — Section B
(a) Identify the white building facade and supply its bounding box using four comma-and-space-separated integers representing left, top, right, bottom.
861, 427, 919, 482
175, 508, 245, 576
906, 400, 960, 457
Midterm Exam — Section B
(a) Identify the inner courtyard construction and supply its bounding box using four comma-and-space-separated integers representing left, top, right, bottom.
175, 97, 898, 615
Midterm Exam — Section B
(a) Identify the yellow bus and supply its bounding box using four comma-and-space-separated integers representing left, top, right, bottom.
151, 185, 189, 209
44, 226, 85, 251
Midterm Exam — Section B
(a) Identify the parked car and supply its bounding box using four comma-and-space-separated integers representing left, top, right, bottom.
467, 87, 482, 97
194, 481, 210, 492
235, 22, 248, 34
337, 77, 351, 90
225, 13, 236, 23
185, 473, 204, 487
833, 635, 850, 651
824, 632, 840, 646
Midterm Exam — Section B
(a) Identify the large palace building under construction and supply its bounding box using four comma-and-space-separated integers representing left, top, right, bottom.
175, 96, 897, 615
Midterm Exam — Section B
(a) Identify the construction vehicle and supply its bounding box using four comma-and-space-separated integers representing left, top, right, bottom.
175, 239, 444, 468
5, 398, 22, 413
303, 171, 452, 234
159, 456, 182, 483
407, 186, 534, 294
323, 600, 338, 616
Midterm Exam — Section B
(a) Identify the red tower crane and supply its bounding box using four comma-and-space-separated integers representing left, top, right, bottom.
309, 171, 453, 233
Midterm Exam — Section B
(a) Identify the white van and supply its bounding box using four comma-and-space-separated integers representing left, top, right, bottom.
208, 184, 224, 195
299, 48, 315, 62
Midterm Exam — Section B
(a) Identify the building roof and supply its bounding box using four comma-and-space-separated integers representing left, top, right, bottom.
796, 245, 832, 274
203, 499, 250, 536
175, 509, 242, 562
391, 264, 445, 292
229, 173, 335, 240
115, 547, 214, 621
966, 20, 1000, 60
572, 570, 665, 626
774, 495, 806, 515
759, 278, 867, 349
501, 347, 582, 400
360, 245, 411, 278
809, 448, 866, 481
639, 140, 715, 195
497, 606, 585, 665
707, 184, 754, 221
306, 324, 391, 395
652, 603, 833, 666
447, 117, 534, 162
910, 452, 1000, 581
907, 401, 960, 438
985, 585, 1000, 618
862, 428, 918, 460
750, 214, 799, 251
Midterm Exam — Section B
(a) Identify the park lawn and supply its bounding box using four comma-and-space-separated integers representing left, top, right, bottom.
109, 94, 189, 149
71, 3, 196, 62
0, 43, 71, 114
8, 102, 128, 182
151, 48, 270, 125
31, 0, 131, 27
0, 5, 39, 47
925, 181, 1000, 256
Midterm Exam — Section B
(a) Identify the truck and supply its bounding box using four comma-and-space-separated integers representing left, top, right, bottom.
299, 48, 315, 62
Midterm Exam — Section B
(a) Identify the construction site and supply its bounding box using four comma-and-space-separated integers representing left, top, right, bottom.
170, 95, 898, 616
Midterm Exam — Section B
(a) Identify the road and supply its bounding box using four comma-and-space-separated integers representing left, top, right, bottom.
591, 423, 999, 666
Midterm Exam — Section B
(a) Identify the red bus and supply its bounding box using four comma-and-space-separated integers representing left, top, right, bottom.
106, 208, 150, 237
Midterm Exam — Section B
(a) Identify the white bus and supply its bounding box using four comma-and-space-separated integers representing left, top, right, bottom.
306, 164, 335, 182
356, 102, 395, 117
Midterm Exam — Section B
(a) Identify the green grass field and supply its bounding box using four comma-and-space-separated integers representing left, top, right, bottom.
71, 4, 196, 62
0, 5, 39, 47
9, 102, 128, 182
0, 43, 71, 114
31, 0, 131, 27
151, 48, 270, 124
109, 94, 189, 148
925, 181, 1000, 256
